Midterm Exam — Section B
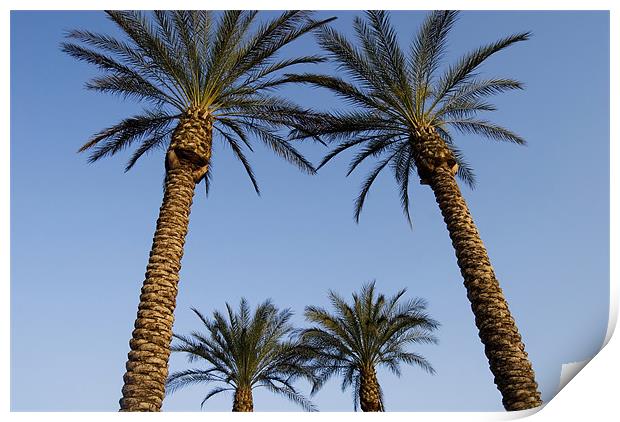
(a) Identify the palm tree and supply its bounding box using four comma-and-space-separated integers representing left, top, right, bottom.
167, 300, 317, 411
301, 282, 439, 411
62, 10, 333, 411
287, 11, 542, 410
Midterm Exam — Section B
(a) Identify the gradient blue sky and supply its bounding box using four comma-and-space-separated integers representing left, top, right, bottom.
10, 10, 609, 412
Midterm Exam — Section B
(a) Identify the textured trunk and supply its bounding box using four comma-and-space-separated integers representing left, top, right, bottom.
119, 107, 212, 411
413, 128, 541, 410
232, 387, 254, 412
429, 167, 541, 410
359, 366, 383, 412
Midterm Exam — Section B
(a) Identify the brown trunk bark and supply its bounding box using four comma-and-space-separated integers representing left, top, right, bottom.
359, 365, 383, 412
118, 163, 196, 411
119, 108, 212, 411
428, 165, 542, 410
232, 386, 254, 412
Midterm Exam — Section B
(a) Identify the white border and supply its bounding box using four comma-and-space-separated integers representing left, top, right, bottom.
3, 1, 617, 421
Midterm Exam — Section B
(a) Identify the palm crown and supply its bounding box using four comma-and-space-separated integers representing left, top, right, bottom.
302, 282, 439, 410
167, 300, 317, 411
288, 10, 529, 222
62, 10, 333, 194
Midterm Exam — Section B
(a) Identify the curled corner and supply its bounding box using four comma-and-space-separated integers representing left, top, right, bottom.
553, 284, 618, 397
557, 359, 590, 393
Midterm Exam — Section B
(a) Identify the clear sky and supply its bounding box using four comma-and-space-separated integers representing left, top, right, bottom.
10, 10, 609, 412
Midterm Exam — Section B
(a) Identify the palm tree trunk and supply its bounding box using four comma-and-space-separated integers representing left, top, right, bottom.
428, 165, 542, 410
119, 108, 212, 411
232, 386, 254, 412
359, 365, 383, 412
118, 162, 196, 411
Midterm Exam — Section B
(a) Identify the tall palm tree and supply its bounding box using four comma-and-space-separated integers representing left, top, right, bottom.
167, 300, 317, 411
62, 10, 333, 411
301, 282, 439, 412
287, 11, 542, 410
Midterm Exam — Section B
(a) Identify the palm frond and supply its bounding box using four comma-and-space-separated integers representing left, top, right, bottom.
281, 73, 385, 111
346, 136, 401, 176
166, 368, 224, 395
260, 380, 317, 412
391, 146, 415, 226
106, 10, 194, 102
409, 10, 458, 114
447, 118, 526, 144
431, 31, 530, 107
200, 386, 233, 409
243, 122, 316, 174
450, 144, 477, 188
203, 160, 214, 197
353, 153, 395, 223
214, 127, 261, 195
223, 12, 335, 87
124, 126, 174, 171
316, 24, 387, 94
79, 111, 177, 163
365, 11, 410, 99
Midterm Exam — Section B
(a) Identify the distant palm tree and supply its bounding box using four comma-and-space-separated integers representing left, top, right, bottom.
288, 11, 542, 410
301, 282, 438, 411
62, 10, 333, 411
167, 300, 317, 411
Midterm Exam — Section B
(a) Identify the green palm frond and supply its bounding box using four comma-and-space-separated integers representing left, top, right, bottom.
124, 125, 175, 172
410, 11, 458, 114
200, 386, 233, 409
168, 299, 317, 411
346, 135, 402, 176
260, 379, 318, 412
353, 153, 397, 223
166, 368, 228, 395
392, 146, 415, 226
283, 73, 389, 112
77, 110, 179, 163
302, 281, 439, 409
214, 126, 260, 194
446, 118, 526, 144
63, 10, 335, 194
429, 32, 530, 111
290, 10, 528, 222
432, 78, 523, 122
364, 11, 410, 101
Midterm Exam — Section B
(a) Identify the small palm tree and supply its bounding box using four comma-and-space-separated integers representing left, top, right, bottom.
167, 300, 317, 411
62, 10, 333, 411
301, 282, 439, 411
288, 11, 542, 410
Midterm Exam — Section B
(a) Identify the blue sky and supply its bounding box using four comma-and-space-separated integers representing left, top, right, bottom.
10, 10, 609, 412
